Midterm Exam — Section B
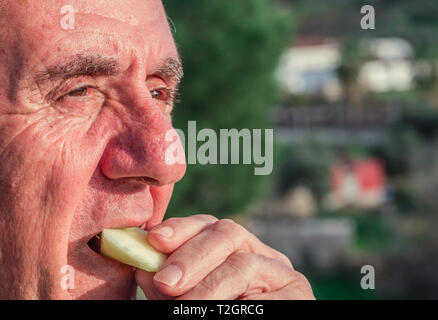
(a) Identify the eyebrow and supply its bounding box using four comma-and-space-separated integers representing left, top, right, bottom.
155, 57, 184, 85
34, 54, 183, 86
34, 54, 121, 86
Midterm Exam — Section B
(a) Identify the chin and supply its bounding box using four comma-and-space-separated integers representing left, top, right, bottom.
73, 274, 138, 300
66, 237, 139, 300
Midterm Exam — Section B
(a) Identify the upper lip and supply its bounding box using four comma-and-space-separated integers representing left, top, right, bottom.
86, 217, 150, 243
85, 217, 151, 256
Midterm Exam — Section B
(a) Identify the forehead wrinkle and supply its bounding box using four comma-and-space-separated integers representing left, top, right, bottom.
76, 11, 139, 27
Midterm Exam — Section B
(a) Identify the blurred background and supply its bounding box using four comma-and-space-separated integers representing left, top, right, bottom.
163, 0, 438, 299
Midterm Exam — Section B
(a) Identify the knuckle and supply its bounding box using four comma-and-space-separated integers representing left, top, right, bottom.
197, 274, 219, 296
208, 219, 247, 252
223, 252, 259, 289
228, 251, 258, 270
294, 271, 310, 287
182, 237, 212, 262
194, 214, 218, 223
215, 218, 247, 236
275, 251, 294, 269
293, 271, 309, 284
162, 217, 182, 226
209, 219, 256, 253
289, 271, 315, 298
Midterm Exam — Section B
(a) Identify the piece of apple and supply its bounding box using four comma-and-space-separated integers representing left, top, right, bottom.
100, 227, 167, 272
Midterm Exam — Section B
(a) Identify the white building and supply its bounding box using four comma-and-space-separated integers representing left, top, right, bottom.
276, 37, 342, 101
276, 37, 415, 99
359, 38, 415, 92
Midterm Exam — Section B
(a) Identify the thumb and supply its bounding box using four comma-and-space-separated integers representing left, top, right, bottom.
135, 269, 171, 300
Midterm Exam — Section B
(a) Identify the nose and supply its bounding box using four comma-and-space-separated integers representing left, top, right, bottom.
99, 98, 186, 187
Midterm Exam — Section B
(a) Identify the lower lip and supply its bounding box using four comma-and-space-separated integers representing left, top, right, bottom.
84, 235, 133, 272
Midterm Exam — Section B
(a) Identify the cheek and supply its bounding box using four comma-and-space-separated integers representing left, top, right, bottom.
0, 111, 115, 214
146, 184, 174, 229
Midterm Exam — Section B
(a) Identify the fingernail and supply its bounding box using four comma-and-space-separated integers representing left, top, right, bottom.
152, 226, 174, 238
154, 264, 182, 287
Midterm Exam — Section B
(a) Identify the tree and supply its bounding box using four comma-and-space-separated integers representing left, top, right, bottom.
163, 0, 294, 217
337, 40, 366, 107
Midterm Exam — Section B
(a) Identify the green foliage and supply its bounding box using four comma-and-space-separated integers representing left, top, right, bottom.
310, 272, 382, 300
337, 40, 365, 86
275, 141, 336, 199
378, 106, 438, 175
353, 215, 395, 252
374, 106, 438, 212
163, 0, 294, 217
379, 0, 438, 59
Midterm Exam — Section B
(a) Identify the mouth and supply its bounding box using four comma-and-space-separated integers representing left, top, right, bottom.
87, 233, 101, 254
86, 223, 147, 255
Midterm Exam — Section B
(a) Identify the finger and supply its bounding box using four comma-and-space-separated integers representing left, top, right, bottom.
135, 269, 171, 300
242, 272, 315, 300
176, 251, 296, 300
147, 214, 218, 253
152, 219, 291, 297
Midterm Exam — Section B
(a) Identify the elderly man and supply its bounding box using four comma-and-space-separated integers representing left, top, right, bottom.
0, 0, 314, 299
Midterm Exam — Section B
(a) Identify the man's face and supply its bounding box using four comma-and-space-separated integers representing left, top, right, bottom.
0, 0, 186, 299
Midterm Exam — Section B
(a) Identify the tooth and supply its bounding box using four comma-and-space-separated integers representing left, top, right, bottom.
100, 227, 166, 272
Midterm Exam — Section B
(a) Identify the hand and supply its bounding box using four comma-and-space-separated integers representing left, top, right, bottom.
136, 214, 315, 300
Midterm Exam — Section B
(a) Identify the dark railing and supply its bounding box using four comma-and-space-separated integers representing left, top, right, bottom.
272, 103, 402, 129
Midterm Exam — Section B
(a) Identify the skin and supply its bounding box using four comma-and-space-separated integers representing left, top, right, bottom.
0, 0, 314, 299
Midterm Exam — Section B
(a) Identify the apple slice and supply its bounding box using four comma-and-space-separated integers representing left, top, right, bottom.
100, 227, 167, 272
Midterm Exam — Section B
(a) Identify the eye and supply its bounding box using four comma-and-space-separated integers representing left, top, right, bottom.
150, 87, 170, 102
56, 85, 98, 102
66, 86, 94, 97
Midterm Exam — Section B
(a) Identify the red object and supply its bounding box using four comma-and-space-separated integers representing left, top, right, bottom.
331, 159, 385, 198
